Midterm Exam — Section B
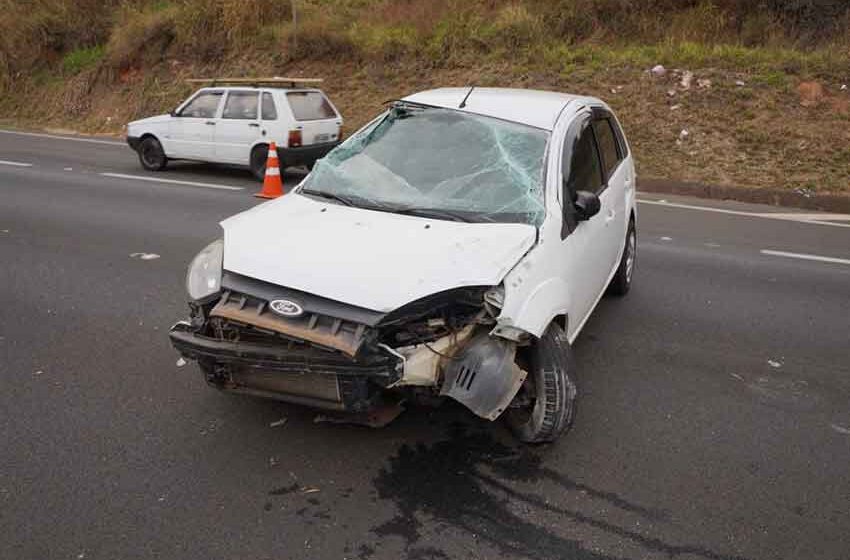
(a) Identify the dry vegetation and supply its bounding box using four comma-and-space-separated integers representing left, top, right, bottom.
1, 0, 849, 193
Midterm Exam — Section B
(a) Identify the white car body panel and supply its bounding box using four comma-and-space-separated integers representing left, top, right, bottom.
220, 194, 537, 313
214, 90, 264, 164
403, 87, 595, 131
492, 102, 636, 342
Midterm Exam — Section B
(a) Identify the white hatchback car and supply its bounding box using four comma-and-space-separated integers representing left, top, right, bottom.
126, 79, 343, 180
169, 87, 636, 443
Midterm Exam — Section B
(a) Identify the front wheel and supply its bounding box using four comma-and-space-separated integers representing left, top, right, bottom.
608, 219, 636, 296
138, 136, 167, 171
504, 323, 578, 443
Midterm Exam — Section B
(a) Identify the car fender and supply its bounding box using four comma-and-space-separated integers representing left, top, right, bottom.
494, 275, 571, 340
128, 116, 172, 154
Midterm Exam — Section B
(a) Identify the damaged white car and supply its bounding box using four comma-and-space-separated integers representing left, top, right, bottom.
169, 87, 637, 443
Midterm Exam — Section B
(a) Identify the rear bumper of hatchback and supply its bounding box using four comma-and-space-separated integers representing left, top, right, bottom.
279, 140, 340, 167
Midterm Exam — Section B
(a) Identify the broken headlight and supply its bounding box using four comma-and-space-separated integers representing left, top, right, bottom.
186, 239, 223, 301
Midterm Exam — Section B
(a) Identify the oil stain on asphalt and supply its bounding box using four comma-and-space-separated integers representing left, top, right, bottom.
369, 422, 751, 560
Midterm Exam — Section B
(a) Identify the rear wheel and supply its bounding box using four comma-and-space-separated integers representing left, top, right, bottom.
138, 136, 167, 171
250, 144, 271, 182
608, 218, 636, 296
504, 323, 577, 443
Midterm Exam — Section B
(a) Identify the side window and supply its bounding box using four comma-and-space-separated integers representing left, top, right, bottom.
261, 92, 278, 120
222, 91, 259, 120
564, 119, 604, 197
592, 118, 621, 178
286, 91, 337, 121
178, 91, 223, 118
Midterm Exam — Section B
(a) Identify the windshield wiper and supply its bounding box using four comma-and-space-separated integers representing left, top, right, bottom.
391, 207, 482, 223
300, 189, 358, 207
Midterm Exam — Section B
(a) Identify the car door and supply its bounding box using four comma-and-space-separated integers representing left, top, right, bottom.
556, 111, 613, 339
283, 90, 341, 146
214, 90, 263, 164
168, 89, 223, 160
591, 109, 630, 278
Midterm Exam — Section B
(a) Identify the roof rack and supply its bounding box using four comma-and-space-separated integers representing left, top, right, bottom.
186, 77, 324, 88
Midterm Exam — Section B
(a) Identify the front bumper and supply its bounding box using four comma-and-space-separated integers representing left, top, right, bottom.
169, 321, 401, 411
279, 140, 340, 167
126, 135, 141, 151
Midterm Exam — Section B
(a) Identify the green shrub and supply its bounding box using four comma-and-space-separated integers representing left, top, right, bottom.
481, 4, 544, 53
349, 23, 419, 61
62, 45, 106, 74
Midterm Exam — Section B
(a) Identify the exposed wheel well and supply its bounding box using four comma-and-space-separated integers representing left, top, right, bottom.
552, 314, 568, 334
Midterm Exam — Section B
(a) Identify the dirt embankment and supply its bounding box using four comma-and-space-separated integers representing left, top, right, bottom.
1, 0, 849, 199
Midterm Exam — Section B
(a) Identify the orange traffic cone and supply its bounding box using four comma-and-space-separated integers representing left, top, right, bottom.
255, 142, 284, 199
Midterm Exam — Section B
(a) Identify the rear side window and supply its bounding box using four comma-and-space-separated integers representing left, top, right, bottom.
222, 91, 259, 119
262, 92, 278, 120
286, 92, 336, 121
178, 91, 223, 118
592, 118, 622, 177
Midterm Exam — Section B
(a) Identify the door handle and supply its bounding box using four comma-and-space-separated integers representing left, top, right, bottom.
248, 123, 260, 128
205, 121, 216, 126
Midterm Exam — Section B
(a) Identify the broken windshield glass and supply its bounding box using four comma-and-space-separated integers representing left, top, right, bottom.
299, 106, 549, 225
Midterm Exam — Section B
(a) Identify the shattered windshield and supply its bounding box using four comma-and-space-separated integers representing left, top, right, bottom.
299, 105, 549, 225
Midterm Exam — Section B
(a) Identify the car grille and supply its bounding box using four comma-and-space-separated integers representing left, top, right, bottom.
209, 289, 371, 357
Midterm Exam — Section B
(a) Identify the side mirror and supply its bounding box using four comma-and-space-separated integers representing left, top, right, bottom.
169, 109, 178, 117
574, 190, 601, 221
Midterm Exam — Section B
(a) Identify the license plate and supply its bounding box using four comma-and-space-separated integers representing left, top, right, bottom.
314, 133, 330, 143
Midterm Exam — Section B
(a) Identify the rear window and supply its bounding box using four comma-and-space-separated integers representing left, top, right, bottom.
286, 92, 337, 121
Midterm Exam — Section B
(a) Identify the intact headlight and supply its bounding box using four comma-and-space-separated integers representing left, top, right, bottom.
186, 239, 223, 301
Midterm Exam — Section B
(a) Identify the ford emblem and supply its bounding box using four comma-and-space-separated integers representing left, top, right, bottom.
269, 299, 304, 317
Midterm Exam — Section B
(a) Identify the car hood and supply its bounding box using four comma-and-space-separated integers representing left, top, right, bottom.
128, 114, 171, 127
220, 194, 537, 312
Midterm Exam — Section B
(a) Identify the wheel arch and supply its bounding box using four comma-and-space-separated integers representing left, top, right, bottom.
495, 276, 572, 340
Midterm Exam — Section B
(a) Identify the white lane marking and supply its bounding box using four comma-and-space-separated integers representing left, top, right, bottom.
830, 423, 850, 435
100, 172, 243, 191
0, 159, 33, 167
0, 129, 124, 146
638, 198, 850, 229
765, 212, 850, 221
129, 252, 160, 260
760, 249, 850, 266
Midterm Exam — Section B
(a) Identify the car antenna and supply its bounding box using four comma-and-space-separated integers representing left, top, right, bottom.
459, 86, 475, 108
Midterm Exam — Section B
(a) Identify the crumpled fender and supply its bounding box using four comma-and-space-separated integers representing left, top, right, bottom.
494, 276, 571, 340
439, 333, 527, 420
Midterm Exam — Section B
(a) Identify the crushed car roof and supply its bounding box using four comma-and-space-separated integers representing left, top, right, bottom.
402, 87, 601, 131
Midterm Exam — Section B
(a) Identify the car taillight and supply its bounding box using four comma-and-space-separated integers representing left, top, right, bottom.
288, 129, 302, 148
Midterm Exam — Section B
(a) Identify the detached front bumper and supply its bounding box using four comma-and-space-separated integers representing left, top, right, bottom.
279, 140, 340, 167
169, 321, 401, 411
126, 135, 141, 151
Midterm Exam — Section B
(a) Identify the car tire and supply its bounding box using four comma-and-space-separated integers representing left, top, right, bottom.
504, 322, 577, 444
250, 144, 271, 182
608, 218, 636, 296
138, 136, 167, 171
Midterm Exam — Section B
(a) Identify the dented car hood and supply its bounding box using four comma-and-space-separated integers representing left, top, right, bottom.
220, 194, 536, 312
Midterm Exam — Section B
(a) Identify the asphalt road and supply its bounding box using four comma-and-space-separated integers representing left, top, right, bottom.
2, 130, 849, 560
